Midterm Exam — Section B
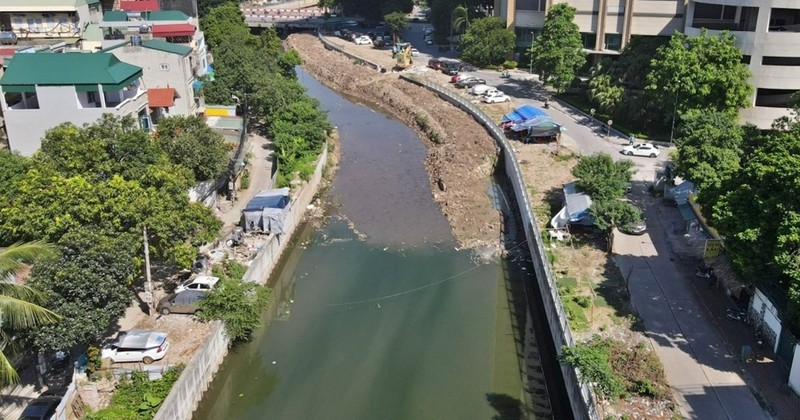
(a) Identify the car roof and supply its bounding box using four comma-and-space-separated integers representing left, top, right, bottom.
20, 396, 61, 417
113, 330, 167, 349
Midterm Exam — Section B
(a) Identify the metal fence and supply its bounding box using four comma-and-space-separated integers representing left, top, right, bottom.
400, 75, 599, 420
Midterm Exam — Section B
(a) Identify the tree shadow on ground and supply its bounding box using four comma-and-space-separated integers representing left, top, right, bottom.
486, 393, 523, 420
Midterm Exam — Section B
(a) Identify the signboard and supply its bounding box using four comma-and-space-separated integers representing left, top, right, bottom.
704, 239, 725, 258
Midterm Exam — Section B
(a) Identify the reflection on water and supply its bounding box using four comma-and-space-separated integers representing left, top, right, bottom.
192, 69, 526, 420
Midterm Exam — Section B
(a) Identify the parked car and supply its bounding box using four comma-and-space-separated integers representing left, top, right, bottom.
175, 275, 219, 293
441, 61, 462, 75
428, 58, 442, 70
101, 330, 169, 364
410, 48, 420, 57
19, 396, 61, 420
373, 38, 385, 47
483, 91, 511, 103
0, 31, 17, 45
619, 219, 647, 235
158, 290, 205, 315
455, 77, 486, 88
354, 36, 372, 45
470, 84, 493, 95
425, 38, 434, 45
621, 143, 660, 158
450, 72, 471, 83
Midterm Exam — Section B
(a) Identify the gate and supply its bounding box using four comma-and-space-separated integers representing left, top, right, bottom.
776, 327, 798, 367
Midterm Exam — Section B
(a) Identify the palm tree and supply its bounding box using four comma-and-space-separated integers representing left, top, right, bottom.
452, 5, 469, 35
0, 241, 59, 386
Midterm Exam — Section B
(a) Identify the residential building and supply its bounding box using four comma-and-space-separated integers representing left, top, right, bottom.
496, 0, 800, 127
0, 0, 102, 40
0, 52, 148, 155
106, 38, 200, 119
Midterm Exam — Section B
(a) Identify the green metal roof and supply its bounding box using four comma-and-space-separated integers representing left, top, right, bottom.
0, 53, 142, 93
103, 11, 129, 22
142, 39, 191, 56
0, 0, 99, 8
144, 11, 189, 21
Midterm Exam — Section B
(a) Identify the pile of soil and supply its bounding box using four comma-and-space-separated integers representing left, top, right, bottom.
285, 34, 501, 251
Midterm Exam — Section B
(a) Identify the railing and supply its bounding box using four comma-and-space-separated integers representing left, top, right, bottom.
400, 75, 599, 420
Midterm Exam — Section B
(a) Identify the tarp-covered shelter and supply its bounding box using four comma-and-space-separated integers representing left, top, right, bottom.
550, 182, 593, 229
501, 104, 548, 125
241, 188, 291, 234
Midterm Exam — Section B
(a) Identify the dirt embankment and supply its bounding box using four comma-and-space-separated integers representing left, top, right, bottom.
285, 34, 501, 250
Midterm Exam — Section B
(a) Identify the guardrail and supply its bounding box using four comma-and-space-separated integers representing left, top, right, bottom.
317, 33, 384, 73
400, 75, 599, 420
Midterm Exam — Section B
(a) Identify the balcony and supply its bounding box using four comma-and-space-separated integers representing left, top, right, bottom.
111, 88, 148, 115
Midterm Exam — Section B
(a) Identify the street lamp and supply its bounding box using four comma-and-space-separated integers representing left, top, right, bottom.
606, 119, 613, 140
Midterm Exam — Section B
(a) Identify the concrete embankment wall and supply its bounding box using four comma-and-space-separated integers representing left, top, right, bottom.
154, 146, 329, 420
397, 76, 599, 420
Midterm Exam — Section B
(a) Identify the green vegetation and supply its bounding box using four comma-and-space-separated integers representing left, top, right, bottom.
200, 262, 271, 342
0, 241, 60, 386
529, 3, 586, 93
155, 115, 231, 183
87, 366, 184, 420
239, 169, 251, 190
459, 17, 516, 67
384, 11, 409, 43
561, 337, 669, 400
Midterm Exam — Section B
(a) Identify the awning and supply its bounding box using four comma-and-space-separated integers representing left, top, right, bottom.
120, 0, 160, 12
148, 87, 177, 108
152, 24, 196, 38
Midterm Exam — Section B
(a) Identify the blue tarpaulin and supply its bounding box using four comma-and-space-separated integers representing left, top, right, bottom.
501, 104, 548, 124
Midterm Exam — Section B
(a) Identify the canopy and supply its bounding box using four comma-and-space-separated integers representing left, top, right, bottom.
501, 104, 548, 124
241, 188, 291, 234
152, 23, 196, 38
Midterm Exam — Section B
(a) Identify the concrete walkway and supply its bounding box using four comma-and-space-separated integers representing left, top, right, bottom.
218, 132, 275, 232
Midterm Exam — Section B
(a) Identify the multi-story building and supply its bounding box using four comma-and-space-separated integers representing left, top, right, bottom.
0, 52, 148, 155
497, 0, 800, 128
0, 0, 102, 40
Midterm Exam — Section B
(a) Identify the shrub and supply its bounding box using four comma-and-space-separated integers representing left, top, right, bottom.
87, 366, 183, 420
199, 278, 271, 342
560, 338, 627, 399
86, 346, 102, 377
239, 169, 250, 190
503, 60, 518, 69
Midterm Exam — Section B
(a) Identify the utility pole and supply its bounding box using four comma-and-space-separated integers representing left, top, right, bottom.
143, 225, 154, 317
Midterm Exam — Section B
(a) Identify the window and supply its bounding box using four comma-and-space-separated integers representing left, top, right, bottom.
581, 33, 596, 50
605, 34, 622, 51
762, 56, 800, 66
770, 8, 800, 31
755, 88, 798, 108
516, 0, 545, 12
160, 64, 169, 71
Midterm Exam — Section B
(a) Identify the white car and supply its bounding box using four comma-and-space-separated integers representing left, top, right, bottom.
354, 36, 372, 45
102, 330, 170, 364
470, 84, 493, 95
621, 143, 660, 158
483, 91, 511, 103
410, 48, 420, 57
175, 275, 219, 293
425, 38, 433, 45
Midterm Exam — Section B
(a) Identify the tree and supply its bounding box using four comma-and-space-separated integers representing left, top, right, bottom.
458, 17, 515, 67
451, 4, 468, 34
590, 199, 641, 250
673, 109, 743, 198
317, 0, 336, 13
646, 30, 753, 117
0, 242, 59, 385
200, 2, 250, 49
571, 153, 635, 201
529, 3, 585, 93
197, 0, 235, 18
199, 279, 271, 342
0, 150, 28, 190
155, 115, 231, 182
384, 11, 409, 43
28, 228, 137, 352
335, 0, 412, 20
588, 73, 623, 114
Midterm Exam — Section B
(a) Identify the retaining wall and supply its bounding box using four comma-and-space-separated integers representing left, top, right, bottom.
318, 33, 384, 72
400, 75, 598, 420
154, 145, 329, 420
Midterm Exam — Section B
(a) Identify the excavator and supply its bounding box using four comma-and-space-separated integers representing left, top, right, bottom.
393, 42, 413, 71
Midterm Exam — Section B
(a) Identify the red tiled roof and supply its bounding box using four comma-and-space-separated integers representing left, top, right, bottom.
0, 48, 16, 57
119, 0, 160, 12
152, 23, 196, 38
148, 87, 177, 108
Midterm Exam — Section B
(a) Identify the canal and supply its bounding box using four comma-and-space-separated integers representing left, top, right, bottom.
193, 69, 559, 419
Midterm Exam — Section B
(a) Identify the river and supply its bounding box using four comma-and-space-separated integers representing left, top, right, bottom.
193, 68, 553, 419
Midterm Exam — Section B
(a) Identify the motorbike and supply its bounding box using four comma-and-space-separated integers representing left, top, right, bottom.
695, 264, 714, 279
544, 100, 550, 109
500, 71, 510, 79
726, 308, 747, 323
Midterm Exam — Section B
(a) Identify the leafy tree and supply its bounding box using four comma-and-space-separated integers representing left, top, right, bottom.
673, 109, 743, 198
200, 2, 250, 49
588, 73, 623, 114
384, 11, 409, 43
0, 242, 59, 386
28, 228, 138, 351
199, 279, 271, 342
590, 199, 641, 250
197, 0, 235, 18
451, 4, 468, 34
571, 153, 635, 201
317, 0, 336, 13
334, 0, 412, 20
646, 30, 753, 116
529, 3, 585, 93
155, 115, 230, 182
458, 17, 515, 67
0, 151, 28, 190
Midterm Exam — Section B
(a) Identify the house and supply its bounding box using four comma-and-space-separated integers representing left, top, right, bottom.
0, 0, 102, 40
0, 52, 148, 155
105, 39, 199, 119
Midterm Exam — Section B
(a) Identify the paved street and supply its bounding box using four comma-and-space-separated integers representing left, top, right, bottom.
396, 22, 768, 419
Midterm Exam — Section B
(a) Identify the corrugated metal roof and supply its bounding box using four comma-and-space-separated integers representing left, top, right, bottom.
0, 52, 142, 90
142, 39, 192, 56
